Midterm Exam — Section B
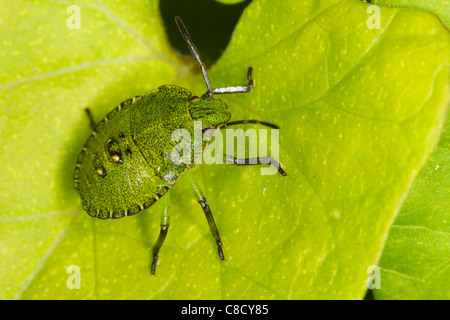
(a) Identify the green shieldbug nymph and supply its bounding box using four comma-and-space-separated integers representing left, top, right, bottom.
73, 17, 286, 274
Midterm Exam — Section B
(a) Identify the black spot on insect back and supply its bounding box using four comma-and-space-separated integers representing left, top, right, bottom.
106, 137, 123, 164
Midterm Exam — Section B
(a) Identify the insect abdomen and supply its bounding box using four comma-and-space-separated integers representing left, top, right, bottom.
74, 87, 196, 219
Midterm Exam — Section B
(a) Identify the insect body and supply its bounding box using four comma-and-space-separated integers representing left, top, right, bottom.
73, 17, 286, 274
73, 86, 230, 219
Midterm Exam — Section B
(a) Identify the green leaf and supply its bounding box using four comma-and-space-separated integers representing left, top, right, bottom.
0, 0, 448, 300
375, 0, 450, 28
367, 0, 450, 300
200, 0, 450, 299
373, 117, 449, 299
0, 0, 186, 299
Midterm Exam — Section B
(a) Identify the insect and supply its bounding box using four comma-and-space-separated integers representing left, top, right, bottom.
73, 17, 286, 274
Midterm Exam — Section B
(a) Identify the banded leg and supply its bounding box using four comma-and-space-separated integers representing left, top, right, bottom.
151, 192, 170, 274
224, 154, 287, 176
221, 119, 279, 130
175, 17, 254, 98
185, 172, 224, 261
208, 66, 254, 96
85, 108, 96, 130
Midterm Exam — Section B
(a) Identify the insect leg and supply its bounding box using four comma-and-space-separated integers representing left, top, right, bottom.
221, 119, 279, 130
209, 66, 255, 96
175, 17, 253, 98
151, 192, 170, 274
224, 154, 287, 176
84, 108, 96, 130
184, 172, 225, 261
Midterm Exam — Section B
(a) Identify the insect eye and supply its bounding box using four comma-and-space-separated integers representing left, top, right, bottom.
190, 96, 199, 102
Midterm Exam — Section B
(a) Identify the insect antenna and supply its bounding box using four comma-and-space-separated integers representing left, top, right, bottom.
175, 17, 214, 97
